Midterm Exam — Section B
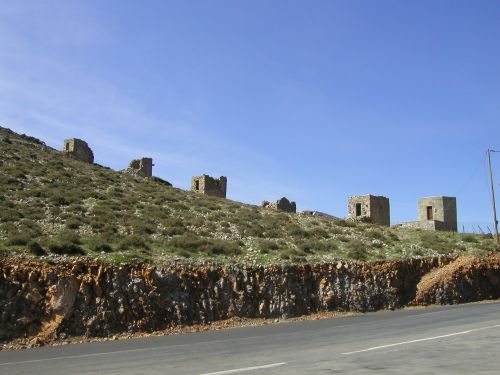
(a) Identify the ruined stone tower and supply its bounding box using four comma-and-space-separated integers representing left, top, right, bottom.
62, 138, 94, 164
261, 197, 297, 213
124, 158, 153, 178
417, 196, 457, 232
191, 175, 227, 198
348, 195, 390, 226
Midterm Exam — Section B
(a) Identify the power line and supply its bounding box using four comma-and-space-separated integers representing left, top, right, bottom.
453, 153, 487, 195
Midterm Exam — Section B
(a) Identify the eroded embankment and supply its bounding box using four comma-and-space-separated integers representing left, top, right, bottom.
1, 254, 500, 347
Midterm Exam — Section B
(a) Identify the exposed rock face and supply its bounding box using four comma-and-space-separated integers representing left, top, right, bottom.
124, 158, 153, 178
62, 139, 94, 164
414, 254, 500, 304
262, 197, 296, 213
3, 256, 485, 343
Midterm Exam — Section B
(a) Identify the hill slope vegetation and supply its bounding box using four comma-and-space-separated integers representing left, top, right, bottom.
0, 126, 496, 264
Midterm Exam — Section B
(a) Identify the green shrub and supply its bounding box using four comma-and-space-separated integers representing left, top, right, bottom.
298, 239, 338, 254
89, 238, 113, 253
335, 219, 356, 228
346, 240, 368, 261
279, 253, 290, 260
27, 240, 46, 256
420, 232, 454, 255
286, 225, 311, 238
242, 224, 265, 237
0, 208, 23, 222
119, 235, 149, 250
7, 232, 34, 246
387, 232, 400, 242
49, 241, 84, 255
58, 230, 81, 244
65, 217, 83, 230
309, 227, 329, 238
48, 230, 84, 255
258, 239, 280, 253
131, 220, 156, 235
462, 234, 478, 243
167, 234, 242, 256
366, 230, 385, 240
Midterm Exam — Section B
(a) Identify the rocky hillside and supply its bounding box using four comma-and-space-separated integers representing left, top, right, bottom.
0, 126, 497, 265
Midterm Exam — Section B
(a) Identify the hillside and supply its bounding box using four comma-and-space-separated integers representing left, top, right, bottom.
0, 126, 496, 265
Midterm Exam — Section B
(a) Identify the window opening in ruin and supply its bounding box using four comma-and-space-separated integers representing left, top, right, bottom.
355, 203, 362, 217
195, 180, 199, 191
426, 206, 433, 220
65, 143, 70, 151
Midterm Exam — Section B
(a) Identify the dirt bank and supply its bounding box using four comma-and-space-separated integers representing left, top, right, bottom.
1, 254, 499, 349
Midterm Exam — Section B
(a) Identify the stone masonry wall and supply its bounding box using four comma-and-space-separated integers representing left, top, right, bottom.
124, 158, 153, 178
417, 197, 457, 232
348, 195, 390, 226
191, 175, 227, 198
63, 139, 94, 164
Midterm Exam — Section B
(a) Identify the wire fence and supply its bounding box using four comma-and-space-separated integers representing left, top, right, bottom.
458, 221, 497, 234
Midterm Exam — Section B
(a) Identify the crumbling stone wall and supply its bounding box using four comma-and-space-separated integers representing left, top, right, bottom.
300, 211, 337, 219
191, 175, 227, 198
348, 195, 390, 226
395, 220, 447, 231
62, 139, 94, 164
262, 197, 296, 213
124, 158, 153, 178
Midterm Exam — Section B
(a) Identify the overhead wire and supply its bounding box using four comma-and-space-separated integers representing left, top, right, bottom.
453, 152, 487, 196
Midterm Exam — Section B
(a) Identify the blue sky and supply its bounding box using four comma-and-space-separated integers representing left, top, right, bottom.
1, 1, 499, 231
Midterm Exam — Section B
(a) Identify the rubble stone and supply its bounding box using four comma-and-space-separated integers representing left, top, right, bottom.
123, 158, 153, 178
262, 197, 296, 213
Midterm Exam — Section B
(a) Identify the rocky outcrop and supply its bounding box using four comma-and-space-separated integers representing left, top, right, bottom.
1, 255, 499, 345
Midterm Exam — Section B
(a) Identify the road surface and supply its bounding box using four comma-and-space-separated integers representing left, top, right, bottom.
1, 301, 500, 374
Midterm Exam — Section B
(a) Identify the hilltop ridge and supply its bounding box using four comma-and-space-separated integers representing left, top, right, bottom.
0, 126, 496, 264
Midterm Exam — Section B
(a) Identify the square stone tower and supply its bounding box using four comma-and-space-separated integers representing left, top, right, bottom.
348, 195, 390, 226
417, 196, 457, 232
63, 138, 94, 164
191, 175, 227, 198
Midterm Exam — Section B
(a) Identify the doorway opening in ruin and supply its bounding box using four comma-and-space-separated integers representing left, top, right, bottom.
195, 180, 199, 191
355, 203, 362, 217
426, 206, 433, 220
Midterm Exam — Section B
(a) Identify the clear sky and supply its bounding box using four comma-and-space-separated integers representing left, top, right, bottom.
1, 1, 499, 231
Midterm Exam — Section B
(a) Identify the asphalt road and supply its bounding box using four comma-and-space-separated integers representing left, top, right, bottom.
1, 301, 500, 374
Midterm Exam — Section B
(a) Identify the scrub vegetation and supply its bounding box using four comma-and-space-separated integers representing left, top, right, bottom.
0, 126, 497, 265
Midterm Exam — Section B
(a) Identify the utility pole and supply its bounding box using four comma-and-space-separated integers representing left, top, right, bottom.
487, 149, 499, 245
